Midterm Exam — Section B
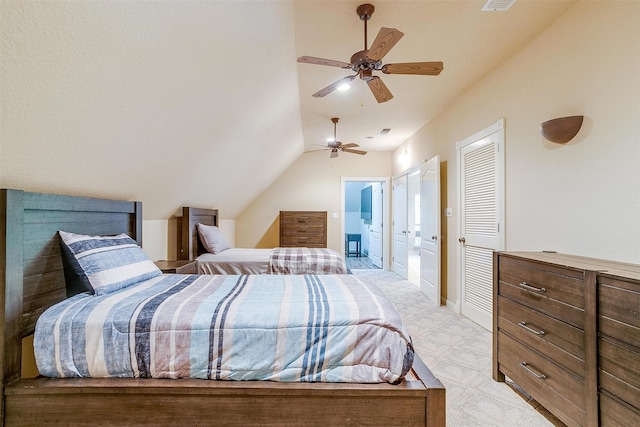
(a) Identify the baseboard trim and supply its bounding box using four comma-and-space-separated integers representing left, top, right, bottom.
445, 299, 460, 314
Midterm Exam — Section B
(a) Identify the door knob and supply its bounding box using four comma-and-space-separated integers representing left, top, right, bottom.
458, 237, 466, 243
432, 235, 438, 240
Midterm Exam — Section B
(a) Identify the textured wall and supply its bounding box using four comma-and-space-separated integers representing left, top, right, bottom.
0, 1, 302, 222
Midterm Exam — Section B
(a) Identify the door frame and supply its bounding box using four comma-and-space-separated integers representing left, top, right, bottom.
456, 118, 506, 325
341, 177, 390, 270
392, 174, 409, 278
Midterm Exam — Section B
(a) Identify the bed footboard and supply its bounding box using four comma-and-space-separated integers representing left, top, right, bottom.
5, 356, 445, 426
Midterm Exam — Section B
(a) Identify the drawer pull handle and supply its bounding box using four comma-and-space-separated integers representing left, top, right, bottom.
519, 362, 547, 380
518, 281, 546, 295
518, 321, 545, 336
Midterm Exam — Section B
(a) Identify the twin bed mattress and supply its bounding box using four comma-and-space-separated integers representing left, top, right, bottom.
35, 273, 413, 384
196, 247, 348, 275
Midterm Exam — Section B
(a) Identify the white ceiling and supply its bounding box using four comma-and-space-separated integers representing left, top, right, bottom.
293, 0, 575, 153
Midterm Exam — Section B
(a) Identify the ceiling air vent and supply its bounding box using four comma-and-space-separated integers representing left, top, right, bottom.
481, 0, 516, 12
377, 128, 392, 136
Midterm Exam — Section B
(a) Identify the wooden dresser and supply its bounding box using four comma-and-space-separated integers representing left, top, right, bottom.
279, 211, 327, 248
493, 251, 640, 427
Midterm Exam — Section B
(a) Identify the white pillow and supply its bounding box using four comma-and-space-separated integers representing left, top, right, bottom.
197, 223, 231, 254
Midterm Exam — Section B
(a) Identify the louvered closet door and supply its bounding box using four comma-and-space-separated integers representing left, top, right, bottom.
459, 123, 504, 331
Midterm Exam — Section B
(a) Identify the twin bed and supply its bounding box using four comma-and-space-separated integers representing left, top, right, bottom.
0, 189, 445, 426
178, 206, 347, 275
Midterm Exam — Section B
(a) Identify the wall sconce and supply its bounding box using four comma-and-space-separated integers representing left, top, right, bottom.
539, 115, 584, 144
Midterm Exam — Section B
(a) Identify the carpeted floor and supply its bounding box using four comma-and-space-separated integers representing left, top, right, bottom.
352, 269, 562, 427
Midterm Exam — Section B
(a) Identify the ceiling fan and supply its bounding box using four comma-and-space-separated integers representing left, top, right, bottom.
318, 118, 367, 158
298, 3, 444, 103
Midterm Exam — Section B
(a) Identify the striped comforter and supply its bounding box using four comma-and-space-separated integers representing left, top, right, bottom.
269, 247, 347, 274
35, 274, 413, 383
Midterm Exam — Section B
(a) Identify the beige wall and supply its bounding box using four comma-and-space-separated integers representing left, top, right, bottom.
236, 150, 391, 253
392, 1, 640, 307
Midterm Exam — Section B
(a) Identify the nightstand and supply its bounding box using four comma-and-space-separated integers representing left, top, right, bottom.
154, 260, 196, 274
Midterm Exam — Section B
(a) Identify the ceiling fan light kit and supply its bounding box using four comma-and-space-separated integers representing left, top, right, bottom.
539, 115, 584, 144
298, 3, 443, 103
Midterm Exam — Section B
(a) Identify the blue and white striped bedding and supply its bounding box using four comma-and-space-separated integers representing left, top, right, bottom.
35, 274, 414, 383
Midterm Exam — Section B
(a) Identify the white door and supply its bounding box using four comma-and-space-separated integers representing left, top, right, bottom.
458, 120, 505, 331
369, 183, 383, 268
393, 175, 408, 278
420, 156, 441, 305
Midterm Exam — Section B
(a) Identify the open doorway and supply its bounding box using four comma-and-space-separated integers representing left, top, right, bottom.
342, 178, 388, 271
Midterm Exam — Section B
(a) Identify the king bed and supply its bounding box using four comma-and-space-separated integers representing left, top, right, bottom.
0, 189, 445, 426
178, 206, 348, 275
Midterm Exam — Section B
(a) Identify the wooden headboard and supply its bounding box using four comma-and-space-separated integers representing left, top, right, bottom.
0, 189, 142, 384
177, 207, 218, 261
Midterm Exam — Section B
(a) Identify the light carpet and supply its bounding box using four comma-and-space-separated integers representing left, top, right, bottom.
353, 269, 560, 427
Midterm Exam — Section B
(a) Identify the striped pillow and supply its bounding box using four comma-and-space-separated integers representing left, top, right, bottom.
58, 231, 162, 296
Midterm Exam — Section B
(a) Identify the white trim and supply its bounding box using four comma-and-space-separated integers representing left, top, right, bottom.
341, 177, 390, 270
393, 160, 425, 180
456, 118, 505, 150
445, 299, 460, 314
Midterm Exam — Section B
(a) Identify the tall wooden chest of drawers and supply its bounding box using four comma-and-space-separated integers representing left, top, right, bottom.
493, 251, 640, 427
279, 211, 327, 248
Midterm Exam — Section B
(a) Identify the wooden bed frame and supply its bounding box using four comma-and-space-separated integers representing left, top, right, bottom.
177, 206, 218, 261
1, 190, 445, 426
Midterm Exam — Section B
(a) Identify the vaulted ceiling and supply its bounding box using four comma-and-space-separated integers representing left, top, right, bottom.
0, 0, 576, 220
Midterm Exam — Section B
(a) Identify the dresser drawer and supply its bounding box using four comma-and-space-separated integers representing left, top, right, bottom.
280, 236, 325, 246
280, 212, 326, 224
599, 337, 640, 409
599, 277, 640, 344
497, 296, 585, 377
600, 390, 640, 427
280, 224, 325, 235
498, 331, 586, 426
498, 256, 586, 329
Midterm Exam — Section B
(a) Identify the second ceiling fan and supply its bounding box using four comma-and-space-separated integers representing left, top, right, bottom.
298, 3, 444, 103
321, 118, 367, 158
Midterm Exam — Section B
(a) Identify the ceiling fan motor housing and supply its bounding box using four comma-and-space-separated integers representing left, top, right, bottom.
350, 51, 382, 75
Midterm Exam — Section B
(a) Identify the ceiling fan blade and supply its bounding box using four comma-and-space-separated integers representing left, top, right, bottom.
382, 61, 444, 76
341, 143, 359, 149
367, 27, 404, 62
312, 75, 356, 98
367, 76, 393, 103
342, 148, 367, 155
297, 56, 351, 68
